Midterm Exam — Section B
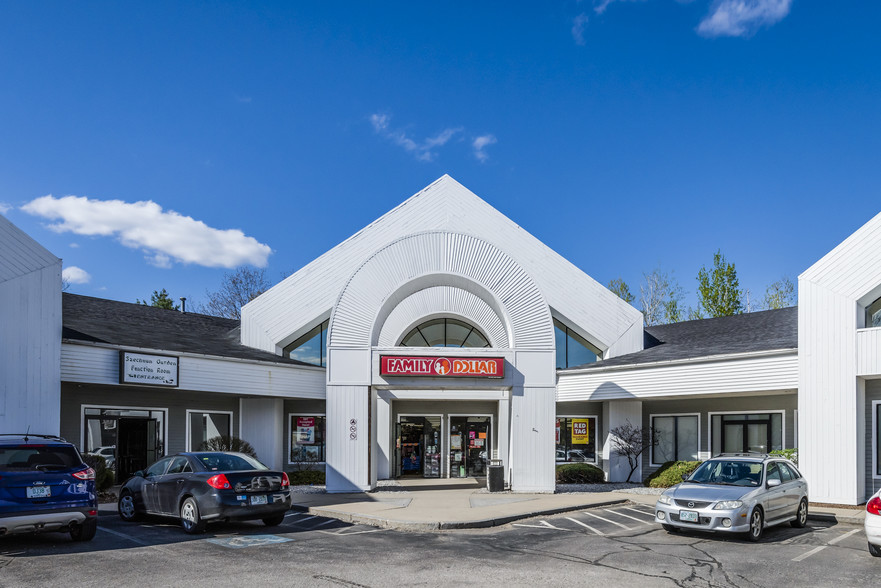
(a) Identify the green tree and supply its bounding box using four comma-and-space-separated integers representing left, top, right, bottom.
763, 276, 795, 310
137, 288, 179, 310
695, 250, 743, 318
607, 277, 635, 305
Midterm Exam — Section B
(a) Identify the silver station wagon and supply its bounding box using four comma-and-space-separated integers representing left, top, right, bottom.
654, 454, 808, 541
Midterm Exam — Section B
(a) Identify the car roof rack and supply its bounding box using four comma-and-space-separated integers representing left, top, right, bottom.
712, 452, 770, 459
0, 433, 68, 442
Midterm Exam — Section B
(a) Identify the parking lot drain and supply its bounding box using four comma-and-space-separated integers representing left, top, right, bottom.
206, 535, 293, 549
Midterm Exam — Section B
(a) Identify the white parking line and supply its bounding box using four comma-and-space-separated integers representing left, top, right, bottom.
292, 515, 319, 524
320, 528, 385, 536
604, 509, 651, 525
565, 517, 605, 536
307, 519, 337, 529
581, 511, 633, 530
792, 546, 827, 562
513, 520, 568, 530
827, 529, 860, 545
98, 525, 150, 546
622, 507, 656, 519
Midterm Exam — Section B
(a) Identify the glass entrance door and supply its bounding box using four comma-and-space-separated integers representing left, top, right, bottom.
449, 416, 491, 478
396, 416, 442, 478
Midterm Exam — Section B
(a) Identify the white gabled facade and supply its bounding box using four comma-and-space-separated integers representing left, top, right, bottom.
799, 210, 881, 504
0, 214, 62, 435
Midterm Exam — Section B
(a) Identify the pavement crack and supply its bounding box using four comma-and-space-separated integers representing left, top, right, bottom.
313, 574, 372, 587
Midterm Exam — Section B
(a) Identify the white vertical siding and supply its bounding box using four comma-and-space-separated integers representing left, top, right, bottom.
240, 397, 284, 470
857, 328, 881, 376
606, 400, 643, 482
325, 385, 371, 492
510, 386, 556, 492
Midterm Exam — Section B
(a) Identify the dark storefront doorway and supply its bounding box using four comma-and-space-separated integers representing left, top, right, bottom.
449, 416, 491, 478
395, 416, 442, 478
84, 407, 165, 481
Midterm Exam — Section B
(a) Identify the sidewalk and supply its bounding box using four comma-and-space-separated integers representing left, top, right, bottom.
290, 478, 867, 531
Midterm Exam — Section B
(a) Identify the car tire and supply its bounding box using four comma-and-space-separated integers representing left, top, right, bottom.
791, 499, 808, 528
118, 490, 140, 522
745, 507, 764, 542
869, 542, 881, 558
262, 513, 286, 527
70, 518, 97, 542
180, 497, 206, 534
661, 523, 679, 533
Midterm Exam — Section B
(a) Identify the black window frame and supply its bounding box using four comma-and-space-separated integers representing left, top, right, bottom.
651, 414, 699, 465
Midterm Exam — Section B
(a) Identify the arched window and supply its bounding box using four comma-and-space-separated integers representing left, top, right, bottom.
400, 318, 490, 348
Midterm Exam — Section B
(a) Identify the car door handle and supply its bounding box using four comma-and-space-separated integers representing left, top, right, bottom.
176, 479, 184, 484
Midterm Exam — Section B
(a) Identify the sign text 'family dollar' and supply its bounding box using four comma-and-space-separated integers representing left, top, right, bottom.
380, 356, 505, 378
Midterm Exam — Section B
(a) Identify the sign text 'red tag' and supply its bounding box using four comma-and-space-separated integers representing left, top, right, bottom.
380, 356, 505, 378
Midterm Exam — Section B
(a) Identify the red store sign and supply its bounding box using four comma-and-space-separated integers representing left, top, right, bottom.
380, 356, 505, 378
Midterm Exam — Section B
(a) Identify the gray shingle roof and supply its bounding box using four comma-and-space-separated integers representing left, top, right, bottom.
62, 293, 312, 366
563, 306, 797, 371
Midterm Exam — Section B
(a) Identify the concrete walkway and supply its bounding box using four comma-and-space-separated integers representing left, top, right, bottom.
290, 478, 868, 531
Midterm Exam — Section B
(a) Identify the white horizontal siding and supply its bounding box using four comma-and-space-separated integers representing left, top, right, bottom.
62, 343, 326, 399
858, 328, 881, 376
557, 351, 798, 401
0, 214, 60, 283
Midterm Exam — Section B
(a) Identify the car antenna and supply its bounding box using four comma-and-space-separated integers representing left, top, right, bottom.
24, 425, 30, 443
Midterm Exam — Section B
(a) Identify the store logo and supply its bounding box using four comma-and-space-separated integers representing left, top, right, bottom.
433, 358, 452, 375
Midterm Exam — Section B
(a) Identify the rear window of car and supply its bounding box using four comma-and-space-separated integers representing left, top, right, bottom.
195, 453, 268, 472
0, 445, 83, 471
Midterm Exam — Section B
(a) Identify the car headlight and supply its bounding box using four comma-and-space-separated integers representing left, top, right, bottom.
657, 494, 672, 505
713, 500, 744, 510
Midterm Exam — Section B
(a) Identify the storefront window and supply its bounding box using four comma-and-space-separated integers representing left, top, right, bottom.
187, 411, 232, 451
284, 321, 329, 367
651, 415, 699, 464
711, 413, 783, 455
555, 417, 597, 463
400, 318, 490, 347
867, 296, 881, 328
554, 319, 601, 369
290, 415, 326, 463
83, 407, 165, 481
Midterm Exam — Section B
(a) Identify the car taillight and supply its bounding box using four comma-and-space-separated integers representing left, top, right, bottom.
206, 474, 231, 490
867, 496, 881, 516
72, 467, 96, 481
281, 472, 290, 488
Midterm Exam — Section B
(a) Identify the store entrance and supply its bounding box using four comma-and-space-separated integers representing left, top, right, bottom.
84, 407, 165, 481
395, 416, 441, 478
449, 416, 491, 478
117, 418, 161, 480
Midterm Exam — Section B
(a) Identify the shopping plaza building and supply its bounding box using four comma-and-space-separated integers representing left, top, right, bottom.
2, 175, 881, 504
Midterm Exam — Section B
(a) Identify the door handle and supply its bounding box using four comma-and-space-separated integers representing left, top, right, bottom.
177, 479, 184, 484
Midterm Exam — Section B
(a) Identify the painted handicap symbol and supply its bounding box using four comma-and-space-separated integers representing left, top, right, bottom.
207, 534, 293, 549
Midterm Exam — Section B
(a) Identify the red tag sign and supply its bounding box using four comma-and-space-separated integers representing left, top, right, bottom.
380, 356, 504, 378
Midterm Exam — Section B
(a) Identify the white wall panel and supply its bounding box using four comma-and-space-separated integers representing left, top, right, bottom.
62, 343, 326, 399
325, 385, 371, 492
510, 386, 556, 492
240, 397, 284, 470
858, 328, 881, 376
606, 400, 643, 482
557, 352, 798, 401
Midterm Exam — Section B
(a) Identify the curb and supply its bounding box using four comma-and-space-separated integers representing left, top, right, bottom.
290, 498, 629, 531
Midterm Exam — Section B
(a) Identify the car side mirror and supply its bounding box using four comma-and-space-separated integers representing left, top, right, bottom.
681, 474, 689, 481
133, 470, 145, 478
767, 478, 781, 488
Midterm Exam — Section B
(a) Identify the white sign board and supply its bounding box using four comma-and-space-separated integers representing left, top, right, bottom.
120, 352, 179, 387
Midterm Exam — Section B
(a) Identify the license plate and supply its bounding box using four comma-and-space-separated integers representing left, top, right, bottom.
250, 495, 268, 505
27, 486, 51, 499
679, 510, 699, 523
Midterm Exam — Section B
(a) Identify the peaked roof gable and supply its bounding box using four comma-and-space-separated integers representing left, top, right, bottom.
0, 213, 60, 284
241, 175, 643, 354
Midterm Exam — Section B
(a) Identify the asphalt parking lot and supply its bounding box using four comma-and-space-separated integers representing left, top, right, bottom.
0, 503, 876, 587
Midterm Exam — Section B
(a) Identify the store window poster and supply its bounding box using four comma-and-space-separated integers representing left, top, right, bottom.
297, 416, 315, 444
451, 434, 462, 450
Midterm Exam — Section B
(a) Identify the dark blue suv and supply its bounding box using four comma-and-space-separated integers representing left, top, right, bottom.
0, 434, 98, 541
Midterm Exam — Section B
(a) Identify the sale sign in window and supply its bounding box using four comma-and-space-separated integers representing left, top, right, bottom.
571, 419, 590, 444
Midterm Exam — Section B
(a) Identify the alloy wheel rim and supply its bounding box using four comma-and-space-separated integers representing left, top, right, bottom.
751, 512, 761, 536
120, 496, 134, 518
182, 502, 195, 527
799, 501, 807, 524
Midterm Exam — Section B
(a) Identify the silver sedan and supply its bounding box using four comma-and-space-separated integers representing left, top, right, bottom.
654, 455, 808, 541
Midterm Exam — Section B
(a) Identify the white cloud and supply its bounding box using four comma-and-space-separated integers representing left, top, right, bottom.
370, 114, 462, 162
69, 242, 79, 248
472, 135, 498, 163
22, 195, 272, 269
0, 202, 10, 215
593, 0, 647, 15
572, 13, 589, 45
62, 266, 91, 285
697, 0, 792, 37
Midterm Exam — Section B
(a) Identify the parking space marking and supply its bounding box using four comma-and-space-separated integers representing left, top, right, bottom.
513, 520, 568, 530
603, 509, 651, 525
98, 525, 151, 546
291, 515, 319, 525
320, 527, 385, 536
622, 507, 656, 519
307, 518, 338, 529
581, 511, 633, 530
792, 545, 827, 562
827, 529, 860, 545
565, 517, 604, 536
206, 535, 293, 549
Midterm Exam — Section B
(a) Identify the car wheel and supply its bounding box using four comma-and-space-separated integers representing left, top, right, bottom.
791, 499, 808, 528
180, 497, 206, 534
118, 491, 140, 522
745, 507, 764, 542
262, 513, 286, 527
869, 542, 881, 558
661, 524, 679, 533
70, 518, 97, 542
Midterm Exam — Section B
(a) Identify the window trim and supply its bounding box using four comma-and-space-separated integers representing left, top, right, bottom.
80, 404, 169, 456
185, 409, 234, 452
556, 414, 600, 465
708, 410, 786, 456
288, 412, 326, 465
873, 400, 881, 480
649, 412, 700, 467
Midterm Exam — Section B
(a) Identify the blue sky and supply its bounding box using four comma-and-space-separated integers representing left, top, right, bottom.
1, 1, 879, 314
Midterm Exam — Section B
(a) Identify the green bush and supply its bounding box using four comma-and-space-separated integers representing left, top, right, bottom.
555, 463, 605, 484
644, 461, 701, 488
770, 448, 798, 465
82, 454, 115, 491
287, 470, 326, 485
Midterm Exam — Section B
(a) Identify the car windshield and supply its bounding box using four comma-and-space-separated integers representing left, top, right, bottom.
686, 460, 762, 486
194, 453, 268, 472
0, 445, 83, 472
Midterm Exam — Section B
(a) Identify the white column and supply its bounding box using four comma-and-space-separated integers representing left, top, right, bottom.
510, 386, 556, 492
376, 392, 391, 480
239, 397, 284, 471
326, 384, 371, 492
497, 394, 510, 484
605, 400, 643, 483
